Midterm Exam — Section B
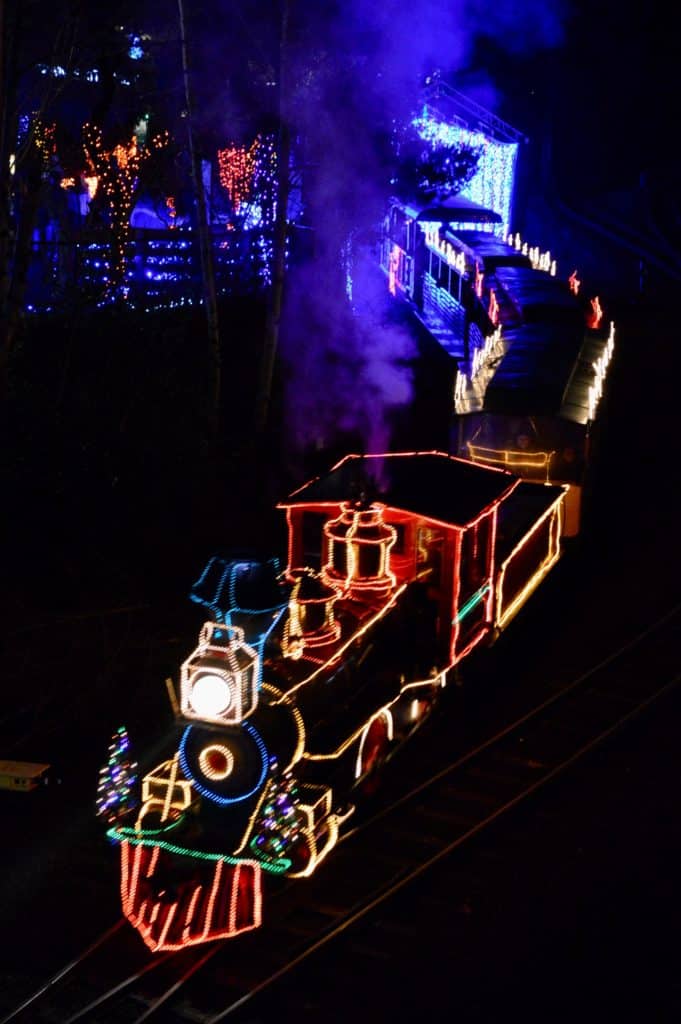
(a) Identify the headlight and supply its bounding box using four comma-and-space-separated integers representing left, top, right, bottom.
179, 623, 260, 725
189, 673, 233, 718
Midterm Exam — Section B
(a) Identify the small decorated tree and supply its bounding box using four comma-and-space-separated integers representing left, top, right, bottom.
81, 124, 170, 290
250, 773, 306, 864
96, 726, 138, 825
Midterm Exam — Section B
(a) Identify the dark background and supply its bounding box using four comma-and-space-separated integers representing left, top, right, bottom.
1, 1, 681, 1020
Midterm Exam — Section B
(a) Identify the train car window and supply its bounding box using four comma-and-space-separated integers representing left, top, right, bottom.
450, 268, 462, 302
388, 209, 408, 250
301, 512, 328, 569
460, 517, 489, 594
476, 515, 491, 574
389, 208, 399, 238
390, 522, 406, 556
416, 527, 444, 588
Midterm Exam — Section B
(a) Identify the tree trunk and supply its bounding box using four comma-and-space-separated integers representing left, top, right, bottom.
0, 0, 15, 384
177, 0, 221, 438
253, 0, 290, 443
1, 147, 43, 395
254, 121, 290, 442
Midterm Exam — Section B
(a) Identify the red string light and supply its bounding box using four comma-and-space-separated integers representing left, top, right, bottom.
475, 261, 484, 298
587, 296, 603, 329
488, 287, 499, 326
82, 124, 170, 280
217, 139, 260, 211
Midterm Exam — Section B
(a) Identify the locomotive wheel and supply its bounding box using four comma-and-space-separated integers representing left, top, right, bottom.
359, 715, 391, 795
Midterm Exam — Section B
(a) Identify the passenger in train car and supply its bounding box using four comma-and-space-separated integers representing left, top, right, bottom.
465, 414, 495, 445
554, 444, 581, 482
506, 417, 539, 452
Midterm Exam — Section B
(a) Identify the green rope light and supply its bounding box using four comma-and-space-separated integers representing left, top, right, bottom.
455, 582, 491, 623
107, 822, 292, 875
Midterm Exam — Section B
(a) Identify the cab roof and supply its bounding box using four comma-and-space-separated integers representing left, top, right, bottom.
279, 451, 517, 528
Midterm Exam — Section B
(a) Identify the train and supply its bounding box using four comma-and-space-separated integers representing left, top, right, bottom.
99, 190, 616, 953
103, 447, 577, 952
379, 193, 615, 536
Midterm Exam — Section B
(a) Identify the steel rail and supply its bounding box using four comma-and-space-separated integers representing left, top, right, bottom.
6, 599, 680, 1023
0, 922, 126, 1024
200, 675, 681, 1022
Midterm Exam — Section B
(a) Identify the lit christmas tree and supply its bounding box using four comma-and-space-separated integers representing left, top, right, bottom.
96, 726, 139, 824
81, 123, 170, 288
250, 773, 305, 865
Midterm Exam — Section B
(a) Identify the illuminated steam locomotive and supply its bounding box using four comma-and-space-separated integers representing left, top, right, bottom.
104, 449, 570, 952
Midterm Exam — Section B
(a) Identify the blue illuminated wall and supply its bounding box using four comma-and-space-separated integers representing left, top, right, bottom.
412, 106, 518, 236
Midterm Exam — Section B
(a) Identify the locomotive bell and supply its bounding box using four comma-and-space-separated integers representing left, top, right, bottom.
180, 623, 259, 726
284, 570, 341, 657
323, 501, 397, 597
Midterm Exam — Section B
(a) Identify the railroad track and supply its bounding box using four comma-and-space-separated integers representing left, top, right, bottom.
3, 600, 680, 1024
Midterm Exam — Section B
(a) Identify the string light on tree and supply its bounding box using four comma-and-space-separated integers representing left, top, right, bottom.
83, 174, 99, 199
251, 134, 278, 227
217, 133, 277, 228
82, 123, 170, 286
413, 110, 518, 236
165, 195, 177, 227
31, 127, 280, 310
22, 115, 57, 170
217, 139, 260, 212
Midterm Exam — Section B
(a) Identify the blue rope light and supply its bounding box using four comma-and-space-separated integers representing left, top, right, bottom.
178, 723, 269, 805
225, 560, 288, 689
107, 822, 291, 874
226, 606, 287, 689
190, 557, 287, 620
227, 559, 284, 615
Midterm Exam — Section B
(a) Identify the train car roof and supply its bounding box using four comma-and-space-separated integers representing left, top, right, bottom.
463, 265, 612, 425
452, 230, 533, 269
484, 321, 585, 412
481, 321, 609, 424
279, 451, 517, 527
401, 194, 502, 225
493, 266, 583, 322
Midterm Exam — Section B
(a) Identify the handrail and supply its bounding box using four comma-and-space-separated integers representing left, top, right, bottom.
466, 443, 555, 481
421, 79, 528, 145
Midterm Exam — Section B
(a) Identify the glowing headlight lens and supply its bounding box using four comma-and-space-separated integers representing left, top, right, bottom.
199, 743, 235, 780
190, 673, 233, 717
